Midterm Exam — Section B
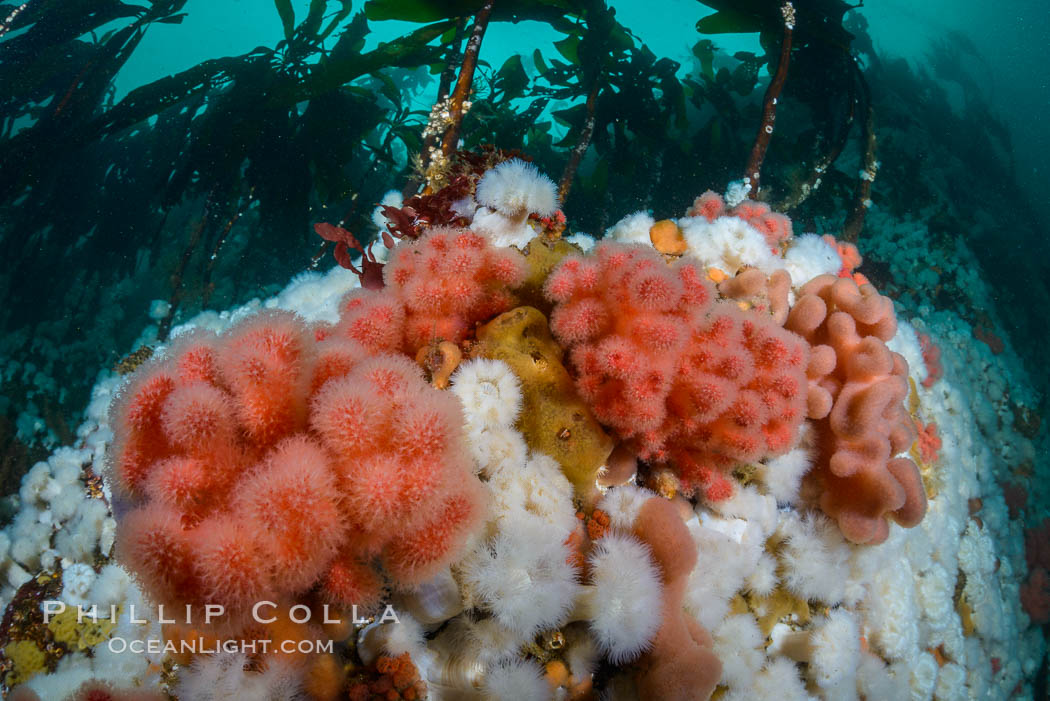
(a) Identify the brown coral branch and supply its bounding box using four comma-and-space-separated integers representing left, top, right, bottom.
777, 78, 856, 212
842, 66, 877, 243
402, 17, 467, 200
201, 186, 254, 307
0, 3, 28, 40
744, 2, 795, 197
558, 77, 601, 203
439, 0, 494, 161
308, 240, 331, 270
437, 17, 469, 101
157, 194, 213, 342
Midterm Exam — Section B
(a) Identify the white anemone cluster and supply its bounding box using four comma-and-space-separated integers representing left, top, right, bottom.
605, 211, 655, 246
679, 214, 786, 276
471, 158, 559, 248
452, 359, 580, 641
482, 658, 549, 701
461, 515, 580, 639
173, 651, 305, 701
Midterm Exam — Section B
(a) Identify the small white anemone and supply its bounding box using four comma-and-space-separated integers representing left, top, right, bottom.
461, 512, 579, 637
758, 442, 813, 505
489, 452, 577, 537
582, 533, 663, 664
597, 484, 656, 532
483, 658, 549, 701
60, 562, 96, 607
713, 614, 765, 688
783, 233, 842, 289
605, 211, 655, 246
776, 608, 860, 690
475, 158, 558, 218
450, 358, 522, 430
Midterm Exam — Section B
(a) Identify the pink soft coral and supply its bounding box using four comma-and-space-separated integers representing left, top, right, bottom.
632, 497, 721, 700
10, 681, 167, 701
1001, 480, 1027, 519
686, 190, 726, 221
333, 228, 526, 356
918, 331, 943, 388
1022, 519, 1050, 623
1026, 518, 1050, 572
716, 268, 792, 325
732, 200, 792, 252
915, 420, 941, 464
785, 275, 927, 544
545, 242, 810, 500
111, 311, 486, 632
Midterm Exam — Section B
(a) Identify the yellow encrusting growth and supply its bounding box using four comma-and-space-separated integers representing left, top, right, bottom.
3, 640, 47, 686
955, 573, 977, 636
48, 605, 120, 650
744, 588, 812, 638
471, 306, 614, 502
516, 236, 581, 314
907, 376, 941, 499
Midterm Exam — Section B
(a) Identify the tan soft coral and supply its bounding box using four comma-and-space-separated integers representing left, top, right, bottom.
632, 497, 721, 700
785, 274, 927, 544
717, 268, 792, 325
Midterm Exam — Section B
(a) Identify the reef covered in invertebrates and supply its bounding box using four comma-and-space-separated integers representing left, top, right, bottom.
1, 1, 1047, 699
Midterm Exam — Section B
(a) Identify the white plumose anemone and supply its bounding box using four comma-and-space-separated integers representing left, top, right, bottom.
450, 358, 522, 430
475, 158, 558, 219
482, 658, 549, 701
680, 214, 786, 275
598, 484, 656, 532
461, 512, 579, 637
782, 233, 842, 289
472, 158, 558, 248
583, 533, 663, 664
605, 211, 656, 246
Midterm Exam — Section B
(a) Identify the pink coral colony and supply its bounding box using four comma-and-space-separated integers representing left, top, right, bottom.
1022, 519, 1050, 623
545, 242, 810, 501
111, 309, 486, 630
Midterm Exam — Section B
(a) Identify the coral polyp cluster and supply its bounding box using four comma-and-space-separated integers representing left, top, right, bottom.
112, 311, 486, 629
337, 228, 526, 355
546, 242, 810, 501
